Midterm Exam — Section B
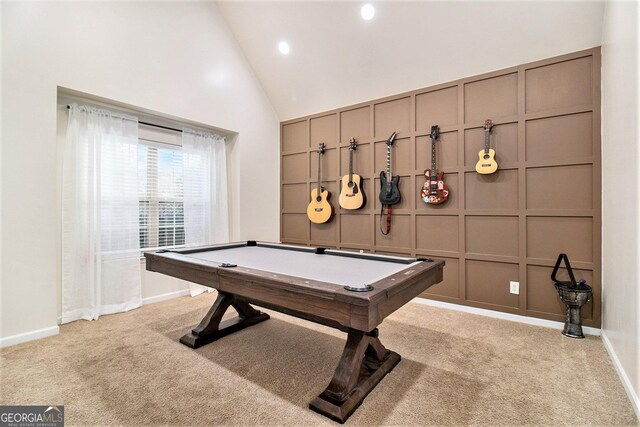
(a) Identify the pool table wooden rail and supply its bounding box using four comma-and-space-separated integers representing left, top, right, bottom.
144, 244, 443, 332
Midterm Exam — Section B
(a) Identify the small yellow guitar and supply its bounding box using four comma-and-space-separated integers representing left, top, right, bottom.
307, 143, 334, 224
339, 138, 366, 210
475, 119, 498, 174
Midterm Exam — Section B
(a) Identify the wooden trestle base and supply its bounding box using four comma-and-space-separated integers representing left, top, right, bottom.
309, 328, 401, 423
178, 291, 401, 423
179, 292, 270, 349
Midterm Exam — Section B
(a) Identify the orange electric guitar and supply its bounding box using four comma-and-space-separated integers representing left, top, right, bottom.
421, 125, 449, 205
307, 143, 334, 224
475, 119, 498, 174
338, 138, 366, 210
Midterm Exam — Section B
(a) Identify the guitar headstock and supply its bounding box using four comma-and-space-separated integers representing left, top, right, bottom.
386, 131, 397, 146
430, 125, 440, 140
484, 119, 494, 132
348, 138, 357, 151
317, 143, 326, 154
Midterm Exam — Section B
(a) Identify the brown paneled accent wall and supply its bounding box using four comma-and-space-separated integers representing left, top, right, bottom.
280, 48, 601, 327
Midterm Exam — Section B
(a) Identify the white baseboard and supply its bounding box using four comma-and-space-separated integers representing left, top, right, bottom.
5, 290, 191, 349
142, 289, 190, 305
0, 325, 59, 349
601, 331, 640, 420
412, 297, 601, 336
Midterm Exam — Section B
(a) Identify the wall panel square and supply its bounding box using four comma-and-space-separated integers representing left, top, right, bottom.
374, 214, 411, 250
525, 112, 593, 162
415, 173, 458, 210
527, 217, 593, 262
310, 147, 338, 182
525, 56, 593, 113
466, 260, 520, 308
340, 214, 371, 247
341, 107, 371, 143
310, 114, 337, 148
526, 165, 593, 210
416, 215, 458, 252
464, 73, 518, 122
464, 123, 518, 166
466, 216, 519, 257
465, 170, 519, 210
282, 214, 308, 242
282, 153, 307, 182
310, 218, 338, 246
526, 265, 593, 319
416, 86, 458, 131
416, 131, 458, 170
374, 97, 411, 139
340, 143, 370, 178
421, 256, 459, 299
282, 121, 307, 152
374, 137, 412, 175
282, 183, 308, 212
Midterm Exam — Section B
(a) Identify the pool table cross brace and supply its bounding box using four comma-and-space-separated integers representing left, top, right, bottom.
179, 291, 270, 349
309, 328, 401, 423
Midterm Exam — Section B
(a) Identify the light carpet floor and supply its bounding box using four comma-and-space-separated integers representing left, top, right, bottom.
1, 292, 637, 426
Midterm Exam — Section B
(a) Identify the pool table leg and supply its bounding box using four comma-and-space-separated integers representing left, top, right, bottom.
309, 328, 401, 423
180, 291, 270, 349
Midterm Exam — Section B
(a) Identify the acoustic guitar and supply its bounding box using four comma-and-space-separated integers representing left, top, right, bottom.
421, 125, 449, 205
378, 131, 401, 206
339, 138, 366, 210
307, 143, 334, 224
475, 119, 498, 174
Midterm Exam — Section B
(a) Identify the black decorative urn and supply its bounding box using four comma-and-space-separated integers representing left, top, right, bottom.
552, 253, 593, 339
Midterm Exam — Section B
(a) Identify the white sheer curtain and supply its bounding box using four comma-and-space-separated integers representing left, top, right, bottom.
62, 103, 142, 323
182, 129, 228, 296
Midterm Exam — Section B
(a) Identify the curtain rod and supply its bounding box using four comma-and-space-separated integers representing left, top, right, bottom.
66, 105, 182, 133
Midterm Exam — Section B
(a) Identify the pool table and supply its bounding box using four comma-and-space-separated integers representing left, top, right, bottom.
145, 241, 444, 423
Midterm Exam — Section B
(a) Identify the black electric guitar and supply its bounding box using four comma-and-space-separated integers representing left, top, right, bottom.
379, 131, 401, 205
339, 138, 366, 210
420, 125, 449, 205
306, 143, 334, 224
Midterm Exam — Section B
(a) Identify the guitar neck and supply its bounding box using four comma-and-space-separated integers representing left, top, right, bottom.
484, 129, 491, 154
431, 138, 437, 178
317, 150, 321, 194
386, 144, 392, 180
349, 148, 354, 183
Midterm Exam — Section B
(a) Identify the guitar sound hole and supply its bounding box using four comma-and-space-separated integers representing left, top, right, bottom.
348, 182, 354, 188
484, 154, 490, 160
316, 196, 322, 202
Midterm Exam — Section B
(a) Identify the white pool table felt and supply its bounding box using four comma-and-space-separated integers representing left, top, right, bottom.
182, 246, 421, 289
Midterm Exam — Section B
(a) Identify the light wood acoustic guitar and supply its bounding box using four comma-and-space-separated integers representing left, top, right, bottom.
307, 143, 334, 224
475, 119, 498, 174
421, 125, 449, 205
339, 138, 366, 210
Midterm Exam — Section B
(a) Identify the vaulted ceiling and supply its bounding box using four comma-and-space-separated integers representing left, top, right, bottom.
217, 1, 605, 121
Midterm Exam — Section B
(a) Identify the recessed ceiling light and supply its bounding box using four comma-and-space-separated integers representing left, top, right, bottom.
361, 3, 375, 21
278, 41, 290, 55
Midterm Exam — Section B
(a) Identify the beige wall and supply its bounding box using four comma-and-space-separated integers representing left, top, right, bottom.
601, 0, 640, 414
1, 2, 280, 340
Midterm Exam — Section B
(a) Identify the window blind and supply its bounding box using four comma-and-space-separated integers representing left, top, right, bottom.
138, 140, 185, 250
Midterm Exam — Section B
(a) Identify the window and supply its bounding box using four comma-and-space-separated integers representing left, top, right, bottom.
138, 140, 185, 250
